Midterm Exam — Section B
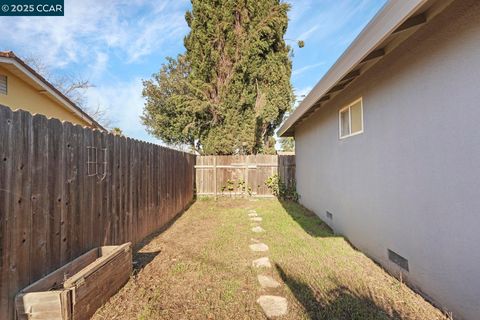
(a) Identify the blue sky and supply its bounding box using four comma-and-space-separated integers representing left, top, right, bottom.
0, 0, 386, 145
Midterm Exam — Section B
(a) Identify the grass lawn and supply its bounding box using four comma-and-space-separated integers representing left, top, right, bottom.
93, 198, 448, 320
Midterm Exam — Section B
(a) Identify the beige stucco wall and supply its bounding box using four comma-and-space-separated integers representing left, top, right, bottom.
294, 1, 480, 319
0, 66, 91, 127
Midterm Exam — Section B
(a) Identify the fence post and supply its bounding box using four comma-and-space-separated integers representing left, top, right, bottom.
244, 160, 249, 198
213, 156, 217, 200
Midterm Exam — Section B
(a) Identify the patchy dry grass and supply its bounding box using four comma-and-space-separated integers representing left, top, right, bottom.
92, 198, 448, 320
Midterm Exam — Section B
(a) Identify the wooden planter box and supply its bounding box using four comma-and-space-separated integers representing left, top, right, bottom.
15, 243, 132, 320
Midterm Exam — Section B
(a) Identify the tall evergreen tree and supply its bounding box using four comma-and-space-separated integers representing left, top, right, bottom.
142, 0, 293, 155
280, 137, 295, 152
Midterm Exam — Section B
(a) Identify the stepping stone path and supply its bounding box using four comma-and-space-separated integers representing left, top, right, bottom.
252, 257, 271, 268
249, 243, 269, 252
257, 275, 281, 288
256, 296, 288, 318
251, 226, 265, 233
247, 209, 289, 318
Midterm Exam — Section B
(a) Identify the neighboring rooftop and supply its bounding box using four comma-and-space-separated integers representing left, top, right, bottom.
279, 0, 454, 137
0, 51, 105, 131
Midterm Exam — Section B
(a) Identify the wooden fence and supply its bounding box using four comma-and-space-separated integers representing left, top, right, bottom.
195, 155, 295, 198
0, 105, 196, 319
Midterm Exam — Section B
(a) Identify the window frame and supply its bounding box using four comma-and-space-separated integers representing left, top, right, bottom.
338, 97, 364, 140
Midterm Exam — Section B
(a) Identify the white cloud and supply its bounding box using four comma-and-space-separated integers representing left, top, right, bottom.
125, 14, 186, 63
288, 0, 314, 24
294, 86, 313, 107
297, 25, 319, 42
292, 62, 325, 77
89, 52, 109, 80
0, 0, 189, 68
85, 78, 161, 144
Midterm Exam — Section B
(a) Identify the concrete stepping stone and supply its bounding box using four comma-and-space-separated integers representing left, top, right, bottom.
248, 213, 258, 217
257, 275, 281, 288
251, 226, 265, 233
249, 243, 269, 252
250, 217, 262, 222
252, 257, 272, 268
257, 295, 288, 318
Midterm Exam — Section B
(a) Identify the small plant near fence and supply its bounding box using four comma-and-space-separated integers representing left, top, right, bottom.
221, 179, 253, 197
265, 174, 299, 202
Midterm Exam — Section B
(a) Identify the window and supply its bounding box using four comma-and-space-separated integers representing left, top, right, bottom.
339, 98, 363, 139
0, 75, 6, 95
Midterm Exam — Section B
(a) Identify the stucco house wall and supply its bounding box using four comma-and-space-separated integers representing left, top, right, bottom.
0, 66, 92, 127
294, 1, 480, 319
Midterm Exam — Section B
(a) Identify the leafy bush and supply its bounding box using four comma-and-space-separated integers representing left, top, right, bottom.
265, 174, 299, 202
221, 179, 252, 197
237, 179, 253, 196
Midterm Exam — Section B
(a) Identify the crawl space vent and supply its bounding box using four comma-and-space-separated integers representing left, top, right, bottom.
388, 249, 409, 271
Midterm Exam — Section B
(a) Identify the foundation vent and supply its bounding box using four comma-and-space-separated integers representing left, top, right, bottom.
326, 211, 333, 220
388, 249, 409, 271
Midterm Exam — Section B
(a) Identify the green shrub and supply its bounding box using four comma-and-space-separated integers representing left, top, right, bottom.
265, 174, 299, 202
221, 179, 252, 197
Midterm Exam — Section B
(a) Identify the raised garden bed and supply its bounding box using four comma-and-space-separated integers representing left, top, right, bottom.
15, 242, 132, 320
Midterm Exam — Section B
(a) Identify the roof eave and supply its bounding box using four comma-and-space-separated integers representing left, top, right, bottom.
278, 0, 446, 137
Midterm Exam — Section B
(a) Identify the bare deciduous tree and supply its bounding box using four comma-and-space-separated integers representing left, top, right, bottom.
23, 55, 112, 128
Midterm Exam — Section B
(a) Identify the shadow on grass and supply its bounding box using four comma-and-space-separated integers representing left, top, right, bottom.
133, 251, 161, 273
279, 200, 335, 238
132, 199, 196, 273
275, 263, 403, 320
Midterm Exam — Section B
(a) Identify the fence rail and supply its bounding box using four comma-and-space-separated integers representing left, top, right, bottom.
195, 155, 295, 198
0, 105, 196, 319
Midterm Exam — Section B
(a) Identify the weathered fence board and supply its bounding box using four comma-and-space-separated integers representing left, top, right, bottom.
30, 114, 49, 282
0, 105, 195, 319
0, 106, 13, 317
196, 155, 295, 198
